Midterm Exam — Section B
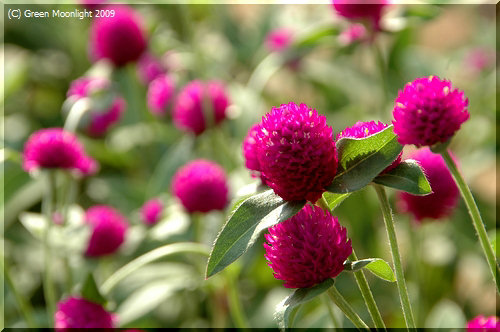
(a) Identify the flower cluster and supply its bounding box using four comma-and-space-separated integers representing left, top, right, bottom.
147, 74, 175, 117
332, 0, 389, 29
84, 205, 128, 257
467, 315, 499, 331
266, 28, 293, 53
55, 297, 114, 330
140, 198, 164, 225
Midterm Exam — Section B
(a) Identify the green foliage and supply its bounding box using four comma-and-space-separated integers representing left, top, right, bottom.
343, 258, 396, 282
373, 159, 432, 195
81, 273, 107, 306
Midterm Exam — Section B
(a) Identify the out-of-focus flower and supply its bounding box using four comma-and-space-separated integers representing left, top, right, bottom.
466, 315, 499, 332
392, 76, 469, 147
89, 5, 147, 67
397, 148, 459, 222
256, 102, 337, 202
173, 80, 230, 135
337, 120, 401, 173
264, 204, 352, 288
147, 74, 175, 117
332, 0, 389, 29
84, 205, 128, 257
22, 128, 98, 175
172, 159, 229, 213
242, 123, 267, 184
266, 28, 294, 53
137, 52, 165, 84
338, 23, 367, 45
140, 198, 164, 226
55, 297, 114, 330
465, 48, 495, 73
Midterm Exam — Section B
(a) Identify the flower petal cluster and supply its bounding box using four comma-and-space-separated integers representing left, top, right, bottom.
337, 120, 401, 173
85, 205, 128, 257
23, 128, 98, 175
89, 5, 147, 67
242, 123, 268, 184
137, 52, 165, 84
332, 0, 389, 29
266, 28, 293, 53
55, 297, 114, 330
140, 198, 164, 226
392, 76, 469, 147
172, 159, 229, 213
397, 148, 459, 222
339, 23, 367, 45
264, 205, 352, 288
466, 315, 499, 332
147, 74, 175, 116
256, 102, 337, 202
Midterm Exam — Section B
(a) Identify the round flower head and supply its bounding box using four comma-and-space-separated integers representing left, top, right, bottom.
264, 205, 352, 288
339, 23, 367, 45
397, 148, 459, 222
172, 80, 230, 135
137, 52, 165, 84
337, 121, 401, 173
332, 0, 389, 29
23, 128, 98, 175
147, 74, 175, 117
392, 76, 470, 147
266, 28, 293, 53
172, 159, 229, 213
467, 315, 499, 332
140, 198, 164, 226
89, 5, 147, 67
84, 205, 128, 257
242, 123, 268, 184
256, 102, 337, 202
55, 296, 114, 330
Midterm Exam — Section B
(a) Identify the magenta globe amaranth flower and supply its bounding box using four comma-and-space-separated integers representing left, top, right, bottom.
392, 76, 470, 147
264, 205, 351, 288
397, 148, 459, 222
84, 205, 128, 257
137, 52, 165, 84
256, 102, 337, 202
172, 80, 230, 135
55, 296, 114, 330
337, 120, 401, 173
89, 5, 147, 67
339, 23, 367, 45
332, 0, 389, 29
467, 315, 499, 332
242, 123, 268, 184
147, 74, 175, 117
172, 159, 229, 213
23, 128, 98, 175
266, 28, 293, 53
140, 198, 164, 226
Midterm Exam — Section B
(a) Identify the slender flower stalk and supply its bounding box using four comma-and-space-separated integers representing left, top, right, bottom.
326, 286, 370, 330
322, 294, 340, 328
224, 268, 249, 328
373, 184, 416, 330
439, 149, 499, 292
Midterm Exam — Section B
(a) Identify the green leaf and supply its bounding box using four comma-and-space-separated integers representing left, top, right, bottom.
488, 230, 498, 257
294, 25, 340, 49
322, 192, 351, 211
326, 125, 403, 193
275, 278, 334, 330
206, 190, 305, 278
343, 258, 377, 271
364, 259, 396, 282
373, 159, 432, 195
82, 273, 107, 305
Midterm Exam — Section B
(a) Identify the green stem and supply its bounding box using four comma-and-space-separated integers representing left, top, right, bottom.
3, 260, 37, 328
322, 294, 340, 328
372, 40, 389, 115
373, 184, 416, 330
326, 286, 369, 330
42, 171, 57, 326
351, 249, 387, 330
440, 149, 499, 292
224, 269, 249, 328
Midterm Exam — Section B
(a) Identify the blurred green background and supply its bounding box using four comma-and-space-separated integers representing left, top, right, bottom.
2, 1, 497, 329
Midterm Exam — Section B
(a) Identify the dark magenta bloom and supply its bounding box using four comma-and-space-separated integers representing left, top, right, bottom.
137, 52, 165, 84
467, 315, 499, 332
147, 74, 175, 117
55, 296, 114, 330
140, 198, 164, 226
266, 28, 293, 52
332, 0, 389, 29
264, 205, 352, 288
22, 128, 98, 175
392, 76, 470, 147
172, 80, 230, 135
89, 5, 147, 67
85, 205, 128, 257
337, 120, 401, 173
172, 159, 229, 213
256, 102, 337, 202
242, 123, 267, 184
397, 148, 459, 222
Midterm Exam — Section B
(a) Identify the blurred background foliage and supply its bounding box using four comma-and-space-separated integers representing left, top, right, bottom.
2, 1, 498, 329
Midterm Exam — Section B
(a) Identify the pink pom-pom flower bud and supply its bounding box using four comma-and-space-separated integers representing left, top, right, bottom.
147, 74, 175, 117
264, 204, 352, 288
89, 5, 147, 67
55, 296, 114, 330
140, 198, 164, 226
137, 52, 165, 84
332, 0, 389, 30
22, 128, 98, 176
338, 23, 367, 45
84, 205, 128, 257
256, 102, 338, 202
337, 120, 402, 173
466, 315, 499, 332
172, 80, 230, 135
397, 148, 459, 222
172, 159, 229, 213
392, 76, 470, 147
266, 28, 293, 53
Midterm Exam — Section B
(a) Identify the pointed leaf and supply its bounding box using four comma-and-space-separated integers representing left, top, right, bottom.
322, 192, 351, 211
206, 190, 305, 278
275, 278, 334, 330
373, 159, 431, 195
82, 273, 107, 305
327, 125, 403, 193
343, 258, 377, 271
364, 259, 396, 282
